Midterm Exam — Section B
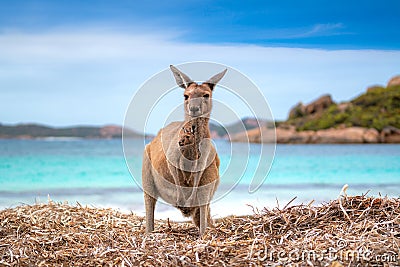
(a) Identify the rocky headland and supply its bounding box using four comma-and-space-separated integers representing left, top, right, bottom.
231, 75, 400, 144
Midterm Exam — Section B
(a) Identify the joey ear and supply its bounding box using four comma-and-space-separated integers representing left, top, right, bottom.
204, 68, 227, 90
170, 65, 194, 89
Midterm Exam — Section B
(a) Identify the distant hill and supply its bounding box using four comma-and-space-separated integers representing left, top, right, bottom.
0, 124, 143, 139
210, 117, 274, 138
285, 81, 400, 132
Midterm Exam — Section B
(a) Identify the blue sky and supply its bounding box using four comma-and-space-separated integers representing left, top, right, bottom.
1, 0, 400, 133
2, 0, 400, 49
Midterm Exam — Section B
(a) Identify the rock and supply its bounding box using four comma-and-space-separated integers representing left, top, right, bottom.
288, 102, 306, 119
381, 126, 400, 143
259, 128, 276, 143
363, 128, 380, 143
242, 117, 264, 128
289, 95, 335, 119
311, 127, 379, 144
366, 85, 384, 93
387, 75, 400, 88
230, 127, 276, 143
230, 127, 260, 143
294, 131, 314, 143
288, 95, 334, 119
276, 127, 313, 143
275, 127, 295, 143
312, 128, 360, 143
304, 94, 334, 115
232, 126, 382, 144
336, 102, 352, 112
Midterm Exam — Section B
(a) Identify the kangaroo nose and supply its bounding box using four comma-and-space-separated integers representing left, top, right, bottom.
190, 106, 200, 112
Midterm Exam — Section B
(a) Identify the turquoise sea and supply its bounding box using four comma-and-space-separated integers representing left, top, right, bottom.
0, 139, 399, 219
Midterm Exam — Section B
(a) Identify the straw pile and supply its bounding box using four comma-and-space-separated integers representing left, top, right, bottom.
0, 195, 399, 266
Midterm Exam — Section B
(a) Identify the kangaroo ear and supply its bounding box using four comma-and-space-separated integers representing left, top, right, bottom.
170, 65, 194, 89
204, 68, 227, 90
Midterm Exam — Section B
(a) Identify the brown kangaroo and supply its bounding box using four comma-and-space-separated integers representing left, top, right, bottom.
142, 65, 227, 236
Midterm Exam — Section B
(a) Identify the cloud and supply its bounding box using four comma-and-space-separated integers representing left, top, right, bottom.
0, 29, 179, 63
295, 23, 347, 38
0, 29, 399, 132
234, 23, 350, 42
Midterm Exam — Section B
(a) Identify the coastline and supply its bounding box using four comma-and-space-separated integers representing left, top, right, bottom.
1, 195, 398, 266
2, 119, 400, 144
2, 124, 400, 144
231, 125, 400, 144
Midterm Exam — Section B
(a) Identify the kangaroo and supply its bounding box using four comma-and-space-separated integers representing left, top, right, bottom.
142, 65, 227, 235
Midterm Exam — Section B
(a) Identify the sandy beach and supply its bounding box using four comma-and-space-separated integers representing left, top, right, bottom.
0, 194, 399, 266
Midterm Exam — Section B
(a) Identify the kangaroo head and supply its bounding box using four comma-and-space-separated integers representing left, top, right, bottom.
170, 65, 227, 118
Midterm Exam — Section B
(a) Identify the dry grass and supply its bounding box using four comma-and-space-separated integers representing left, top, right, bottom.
0, 194, 399, 266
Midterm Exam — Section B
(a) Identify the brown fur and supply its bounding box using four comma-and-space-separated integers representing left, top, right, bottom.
142, 65, 226, 236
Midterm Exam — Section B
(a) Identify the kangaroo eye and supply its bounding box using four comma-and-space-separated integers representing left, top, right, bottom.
203, 94, 210, 98
184, 95, 189, 100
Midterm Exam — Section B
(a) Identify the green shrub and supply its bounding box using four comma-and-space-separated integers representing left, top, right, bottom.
289, 85, 400, 131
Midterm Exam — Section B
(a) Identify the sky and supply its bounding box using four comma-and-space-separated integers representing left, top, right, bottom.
1, 0, 400, 133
